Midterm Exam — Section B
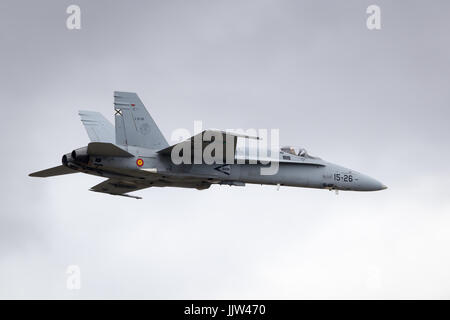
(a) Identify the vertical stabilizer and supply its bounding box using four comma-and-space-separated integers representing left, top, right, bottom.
114, 91, 168, 149
79, 110, 115, 143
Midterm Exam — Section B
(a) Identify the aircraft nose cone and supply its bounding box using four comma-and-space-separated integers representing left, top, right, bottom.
358, 175, 387, 191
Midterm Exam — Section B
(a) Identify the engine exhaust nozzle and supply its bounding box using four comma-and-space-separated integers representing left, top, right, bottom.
71, 147, 89, 164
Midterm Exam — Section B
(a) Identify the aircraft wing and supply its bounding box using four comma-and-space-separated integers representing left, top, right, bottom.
157, 129, 259, 162
89, 178, 149, 199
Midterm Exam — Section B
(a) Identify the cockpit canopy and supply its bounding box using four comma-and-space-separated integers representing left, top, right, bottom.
280, 146, 321, 159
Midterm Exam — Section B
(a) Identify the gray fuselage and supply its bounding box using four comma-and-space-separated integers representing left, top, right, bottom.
63, 146, 386, 192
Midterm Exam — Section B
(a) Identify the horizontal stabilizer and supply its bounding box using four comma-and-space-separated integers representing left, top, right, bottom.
87, 142, 134, 157
29, 165, 77, 177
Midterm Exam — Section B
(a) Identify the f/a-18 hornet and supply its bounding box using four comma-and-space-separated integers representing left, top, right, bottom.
29, 91, 387, 199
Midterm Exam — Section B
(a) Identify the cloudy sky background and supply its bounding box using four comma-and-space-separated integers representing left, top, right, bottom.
1, 0, 449, 298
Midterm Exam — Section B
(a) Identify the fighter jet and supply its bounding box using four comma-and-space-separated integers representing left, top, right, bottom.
29, 91, 387, 199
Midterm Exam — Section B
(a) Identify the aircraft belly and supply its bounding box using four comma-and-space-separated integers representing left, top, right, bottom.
181, 164, 241, 180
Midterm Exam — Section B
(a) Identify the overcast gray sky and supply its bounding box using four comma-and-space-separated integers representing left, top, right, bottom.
1, 0, 450, 299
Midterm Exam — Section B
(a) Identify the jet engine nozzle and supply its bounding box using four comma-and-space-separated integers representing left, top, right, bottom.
62, 154, 69, 166
71, 147, 89, 164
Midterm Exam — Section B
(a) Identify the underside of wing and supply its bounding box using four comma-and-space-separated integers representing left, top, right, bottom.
89, 176, 211, 198
89, 178, 150, 199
